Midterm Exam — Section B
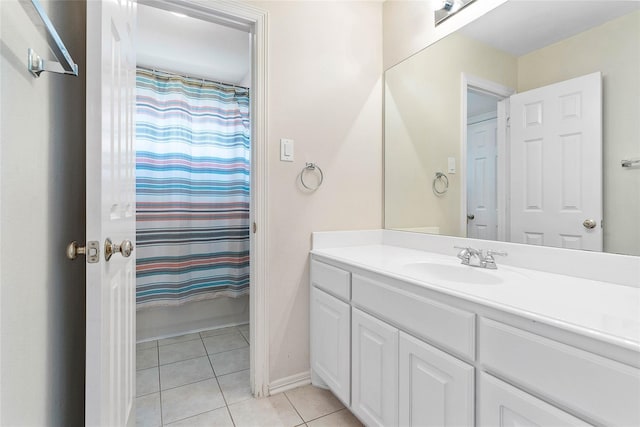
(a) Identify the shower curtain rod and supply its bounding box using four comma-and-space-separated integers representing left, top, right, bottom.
137, 65, 249, 91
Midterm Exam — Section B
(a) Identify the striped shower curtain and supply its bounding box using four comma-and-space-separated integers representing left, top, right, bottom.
135, 68, 250, 309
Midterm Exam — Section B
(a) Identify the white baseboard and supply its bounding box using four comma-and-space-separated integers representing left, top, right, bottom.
268, 371, 311, 395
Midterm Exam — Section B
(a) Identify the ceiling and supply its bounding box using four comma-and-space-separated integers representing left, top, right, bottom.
461, 1, 640, 56
137, 4, 250, 85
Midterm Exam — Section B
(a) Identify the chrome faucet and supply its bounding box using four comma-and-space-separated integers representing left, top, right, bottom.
455, 246, 507, 269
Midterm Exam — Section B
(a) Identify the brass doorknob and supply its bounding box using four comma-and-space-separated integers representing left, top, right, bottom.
105, 238, 134, 261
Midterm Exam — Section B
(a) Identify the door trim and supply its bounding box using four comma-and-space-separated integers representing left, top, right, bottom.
460, 73, 514, 239
138, 0, 270, 397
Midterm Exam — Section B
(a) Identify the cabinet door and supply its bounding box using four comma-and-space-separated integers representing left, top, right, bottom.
399, 332, 474, 426
478, 373, 592, 427
352, 308, 399, 427
310, 287, 350, 405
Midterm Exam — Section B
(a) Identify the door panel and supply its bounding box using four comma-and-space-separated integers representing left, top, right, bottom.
352, 308, 398, 427
86, 0, 137, 425
310, 287, 350, 406
467, 118, 498, 240
509, 72, 602, 251
399, 332, 474, 427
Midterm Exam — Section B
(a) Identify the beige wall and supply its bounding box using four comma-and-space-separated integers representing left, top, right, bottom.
385, 33, 517, 236
251, 1, 383, 384
0, 0, 86, 424
382, 0, 507, 70
517, 11, 640, 255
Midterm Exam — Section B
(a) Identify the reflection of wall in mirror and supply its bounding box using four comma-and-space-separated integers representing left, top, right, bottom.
384, 32, 517, 236
385, 10, 640, 255
516, 11, 640, 255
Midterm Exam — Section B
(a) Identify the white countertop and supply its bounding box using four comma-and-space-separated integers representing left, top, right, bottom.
311, 244, 640, 352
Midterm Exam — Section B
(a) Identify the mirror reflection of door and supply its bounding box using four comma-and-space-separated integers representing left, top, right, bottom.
509, 72, 603, 251
465, 72, 602, 251
466, 89, 500, 240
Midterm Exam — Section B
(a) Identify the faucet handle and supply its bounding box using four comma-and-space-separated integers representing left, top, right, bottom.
486, 250, 507, 257
454, 246, 472, 264
484, 250, 507, 269
454, 246, 470, 256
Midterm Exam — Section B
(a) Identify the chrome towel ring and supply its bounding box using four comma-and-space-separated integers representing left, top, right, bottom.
300, 162, 324, 191
432, 172, 449, 196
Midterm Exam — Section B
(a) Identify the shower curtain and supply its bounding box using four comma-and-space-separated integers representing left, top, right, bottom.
135, 68, 250, 309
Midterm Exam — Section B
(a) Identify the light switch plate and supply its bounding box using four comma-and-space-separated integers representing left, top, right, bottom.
448, 157, 456, 173
280, 138, 294, 162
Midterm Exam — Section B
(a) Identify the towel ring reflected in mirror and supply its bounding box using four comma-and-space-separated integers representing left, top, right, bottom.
300, 162, 324, 191
432, 172, 449, 196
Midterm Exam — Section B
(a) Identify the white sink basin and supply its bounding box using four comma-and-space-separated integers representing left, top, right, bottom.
402, 261, 504, 285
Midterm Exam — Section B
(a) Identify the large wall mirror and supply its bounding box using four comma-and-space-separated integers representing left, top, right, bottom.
384, 0, 640, 256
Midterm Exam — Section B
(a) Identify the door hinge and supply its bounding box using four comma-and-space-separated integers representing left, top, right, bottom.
506, 116, 511, 128
253, 222, 257, 234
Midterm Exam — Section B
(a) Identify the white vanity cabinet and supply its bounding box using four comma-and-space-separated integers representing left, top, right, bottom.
310, 260, 351, 406
478, 372, 591, 427
309, 254, 640, 427
350, 308, 475, 427
352, 308, 399, 427
399, 332, 474, 427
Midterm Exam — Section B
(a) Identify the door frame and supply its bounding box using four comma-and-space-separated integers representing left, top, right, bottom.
138, 0, 270, 397
460, 73, 514, 239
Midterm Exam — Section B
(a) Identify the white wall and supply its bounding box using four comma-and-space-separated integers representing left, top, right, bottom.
0, 0, 86, 424
250, 0, 383, 385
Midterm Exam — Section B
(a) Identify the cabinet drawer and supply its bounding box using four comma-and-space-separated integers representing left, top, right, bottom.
352, 274, 475, 361
311, 259, 351, 301
478, 372, 591, 427
479, 318, 640, 426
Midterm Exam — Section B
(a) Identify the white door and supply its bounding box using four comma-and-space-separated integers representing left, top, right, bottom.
467, 118, 498, 240
310, 287, 351, 406
352, 308, 399, 427
478, 373, 591, 427
85, 0, 137, 425
399, 332, 474, 427
509, 72, 602, 251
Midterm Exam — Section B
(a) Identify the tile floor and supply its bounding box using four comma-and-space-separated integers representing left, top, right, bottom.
136, 324, 362, 427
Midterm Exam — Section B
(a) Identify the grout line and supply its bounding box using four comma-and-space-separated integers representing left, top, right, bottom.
159, 374, 217, 393
283, 391, 306, 424
304, 407, 348, 424
157, 336, 202, 347
163, 404, 228, 426
205, 344, 249, 357
206, 343, 237, 427
158, 353, 209, 367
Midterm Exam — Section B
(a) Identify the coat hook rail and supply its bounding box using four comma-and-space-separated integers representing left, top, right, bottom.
25, 0, 79, 77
